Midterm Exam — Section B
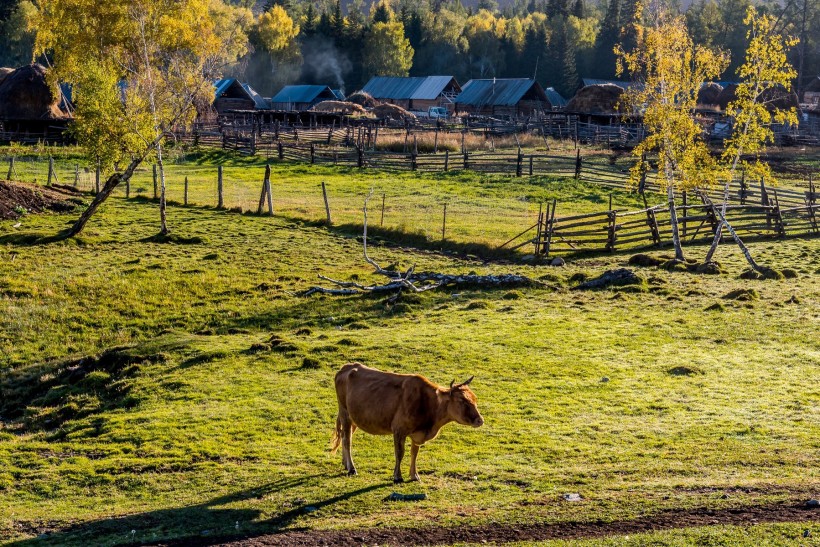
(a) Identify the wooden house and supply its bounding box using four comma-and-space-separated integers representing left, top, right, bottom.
453, 79, 551, 117
361, 76, 461, 111
270, 85, 341, 111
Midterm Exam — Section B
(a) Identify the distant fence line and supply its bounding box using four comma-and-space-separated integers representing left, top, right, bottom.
2, 153, 818, 256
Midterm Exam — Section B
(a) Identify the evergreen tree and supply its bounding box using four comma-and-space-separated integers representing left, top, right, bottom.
372, 0, 392, 23
572, 0, 584, 18
619, 0, 640, 54
592, 0, 620, 78
331, 0, 345, 39
303, 3, 318, 36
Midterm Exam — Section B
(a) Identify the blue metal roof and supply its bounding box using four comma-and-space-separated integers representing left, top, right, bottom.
361, 76, 459, 100
545, 87, 567, 107
214, 78, 239, 99
454, 79, 549, 107
271, 85, 336, 104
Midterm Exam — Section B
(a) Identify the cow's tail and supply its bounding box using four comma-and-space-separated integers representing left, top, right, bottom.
330, 413, 342, 454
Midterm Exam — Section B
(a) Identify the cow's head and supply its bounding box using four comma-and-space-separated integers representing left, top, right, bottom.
447, 377, 484, 427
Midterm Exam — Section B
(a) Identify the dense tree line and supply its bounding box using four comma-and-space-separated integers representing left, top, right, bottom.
1, 0, 817, 99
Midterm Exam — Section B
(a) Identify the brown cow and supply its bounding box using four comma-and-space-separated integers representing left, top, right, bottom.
331, 362, 484, 483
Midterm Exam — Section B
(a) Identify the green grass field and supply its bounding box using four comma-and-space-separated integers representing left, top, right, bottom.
0, 157, 818, 545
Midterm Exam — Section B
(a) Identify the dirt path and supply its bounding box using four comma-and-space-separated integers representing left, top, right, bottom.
161, 501, 819, 546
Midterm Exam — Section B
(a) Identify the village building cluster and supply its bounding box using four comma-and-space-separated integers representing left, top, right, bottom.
0, 63, 818, 145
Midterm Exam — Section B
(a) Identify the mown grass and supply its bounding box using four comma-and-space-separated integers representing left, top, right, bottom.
0, 161, 818, 546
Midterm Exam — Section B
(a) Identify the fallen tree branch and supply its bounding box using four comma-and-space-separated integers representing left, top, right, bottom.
300, 190, 542, 298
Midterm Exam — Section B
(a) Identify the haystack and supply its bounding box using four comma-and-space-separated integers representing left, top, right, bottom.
565, 84, 626, 115
715, 83, 737, 111
346, 90, 378, 108
697, 82, 723, 108
0, 64, 69, 120
716, 83, 798, 112
371, 103, 416, 121
0, 67, 13, 87
310, 100, 367, 115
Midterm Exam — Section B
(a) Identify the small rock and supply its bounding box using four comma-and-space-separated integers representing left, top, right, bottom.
563, 493, 582, 502
803, 529, 811, 538
600, 377, 610, 383
385, 492, 427, 502
550, 257, 565, 267
807, 499, 819, 507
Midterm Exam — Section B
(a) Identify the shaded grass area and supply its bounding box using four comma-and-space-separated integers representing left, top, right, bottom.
0, 191, 818, 545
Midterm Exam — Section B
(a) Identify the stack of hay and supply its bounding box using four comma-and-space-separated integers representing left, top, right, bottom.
371, 103, 416, 121
346, 90, 378, 108
310, 100, 368, 115
565, 84, 628, 116
0, 63, 71, 120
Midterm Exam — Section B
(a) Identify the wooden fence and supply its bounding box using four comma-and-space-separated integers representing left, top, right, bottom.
521, 193, 819, 256
3, 152, 817, 257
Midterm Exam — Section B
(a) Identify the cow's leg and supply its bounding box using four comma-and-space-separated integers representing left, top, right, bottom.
409, 442, 421, 482
340, 412, 357, 475
392, 433, 406, 483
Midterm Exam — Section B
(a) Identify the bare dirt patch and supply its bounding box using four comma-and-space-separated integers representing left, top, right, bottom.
156, 500, 819, 546
0, 180, 84, 219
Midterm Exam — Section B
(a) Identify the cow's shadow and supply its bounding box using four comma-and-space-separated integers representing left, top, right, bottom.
6, 475, 389, 546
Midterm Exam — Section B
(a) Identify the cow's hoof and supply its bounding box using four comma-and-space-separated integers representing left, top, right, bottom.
410, 474, 421, 482
347, 469, 358, 476
393, 477, 404, 484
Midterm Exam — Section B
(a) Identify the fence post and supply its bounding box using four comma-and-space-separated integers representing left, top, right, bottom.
47, 156, 54, 186
357, 147, 364, 168
444, 150, 449, 172
217, 165, 224, 209
574, 149, 582, 180
463, 151, 469, 170
381, 193, 385, 226
529, 155, 533, 176
74, 164, 79, 187
257, 164, 273, 215
184, 176, 188, 205
6, 157, 13, 180
606, 210, 617, 252
638, 153, 647, 193
681, 191, 687, 238
126, 177, 130, 199
153, 164, 158, 199
95, 164, 101, 194
516, 149, 523, 177
322, 181, 331, 226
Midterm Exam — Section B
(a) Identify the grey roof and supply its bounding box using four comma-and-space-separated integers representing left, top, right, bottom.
545, 87, 567, 107
362, 76, 460, 100
454, 79, 549, 107
241, 83, 269, 109
271, 85, 337, 104
582, 78, 639, 90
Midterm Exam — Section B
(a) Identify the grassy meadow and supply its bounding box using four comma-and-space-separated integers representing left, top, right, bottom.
0, 155, 818, 545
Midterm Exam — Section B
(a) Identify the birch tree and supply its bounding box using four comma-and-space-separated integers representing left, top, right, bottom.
704, 7, 798, 270
616, 6, 729, 262
35, 0, 249, 237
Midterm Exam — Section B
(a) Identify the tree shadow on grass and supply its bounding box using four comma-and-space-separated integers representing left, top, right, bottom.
7, 476, 389, 546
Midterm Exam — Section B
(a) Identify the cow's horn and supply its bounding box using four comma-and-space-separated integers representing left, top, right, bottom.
449, 379, 456, 390
461, 376, 474, 386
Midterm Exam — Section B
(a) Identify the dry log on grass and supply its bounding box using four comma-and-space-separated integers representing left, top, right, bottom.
301, 190, 542, 297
